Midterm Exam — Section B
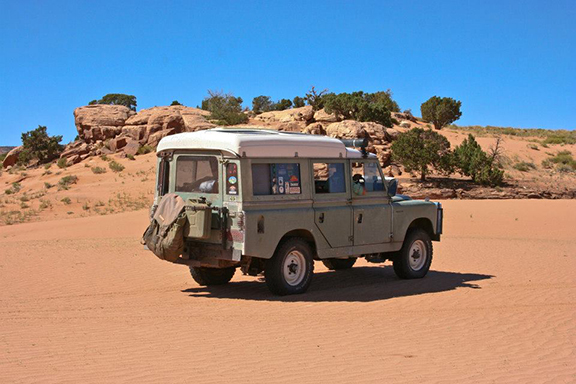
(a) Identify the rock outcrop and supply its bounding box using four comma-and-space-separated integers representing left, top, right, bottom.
2, 146, 23, 168
60, 105, 216, 164
254, 106, 314, 125
60, 104, 404, 168
324, 120, 399, 166
74, 105, 136, 143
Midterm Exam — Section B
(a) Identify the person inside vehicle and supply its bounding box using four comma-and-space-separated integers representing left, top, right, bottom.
352, 174, 366, 196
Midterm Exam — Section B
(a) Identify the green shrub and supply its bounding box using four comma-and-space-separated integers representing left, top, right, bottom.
252, 96, 274, 114
541, 158, 554, 169
137, 145, 153, 155
323, 90, 399, 127
528, 143, 539, 150
201, 90, 248, 125
252, 96, 293, 114
39, 199, 52, 210
543, 134, 576, 145
58, 175, 78, 191
5, 182, 22, 195
543, 150, 576, 172
0, 153, 6, 162
57, 158, 67, 169
127, 154, 135, 160
421, 96, 462, 130
513, 161, 536, 172
453, 134, 503, 186
61, 197, 72, 205
557, 164, 574, 173
292, 96, 306, 108
170, 100, 182, 106
274, 99, 293, 111
91, 166, 107, 174
305, 86, 329, 111
89, 94, 137, 111
44, 182, 54, 189
100, 154, 110, 161
17, 126, 64, 165
108, 161, 125, 173
391, 128, 453, 181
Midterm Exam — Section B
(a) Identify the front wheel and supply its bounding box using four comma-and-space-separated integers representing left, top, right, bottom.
393, 229, 433, 279
190, 267, 235, 286
265, 238, 314, 296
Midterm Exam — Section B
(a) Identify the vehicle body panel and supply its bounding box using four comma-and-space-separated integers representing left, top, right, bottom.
150, 129, 443, 266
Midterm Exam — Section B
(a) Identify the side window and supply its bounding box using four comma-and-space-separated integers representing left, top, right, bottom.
351, 161, 384, 196
157, 158, 170, 196
252, 163, 301, 196
175, 156, 219, 194
313, 163, 346, 194
225, 163, 239, 195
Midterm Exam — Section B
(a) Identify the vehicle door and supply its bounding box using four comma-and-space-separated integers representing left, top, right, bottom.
311, 160, 353, 247
350, 160, 392, 246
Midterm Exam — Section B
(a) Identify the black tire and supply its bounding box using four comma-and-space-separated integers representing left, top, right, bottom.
265, 238, 314, 296
393, 229, 433, 279
322, 257, 357, 270
190, 267, 235, 286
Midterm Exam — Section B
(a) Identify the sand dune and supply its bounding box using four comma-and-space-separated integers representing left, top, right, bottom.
1, 200, 575, 383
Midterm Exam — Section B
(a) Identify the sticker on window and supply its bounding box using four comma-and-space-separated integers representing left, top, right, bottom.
226, 163, 239, 195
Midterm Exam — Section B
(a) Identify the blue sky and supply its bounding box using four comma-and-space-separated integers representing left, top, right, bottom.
0, 0, 574, 145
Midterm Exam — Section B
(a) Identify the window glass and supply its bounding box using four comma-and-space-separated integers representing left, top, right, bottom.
313, 163, 346, 194
252, 164, 272, 195
225, 163, 239, 195
364, 162, 385, 192
175, 156, 219, 193
157, 158, 170, 196
252, 163, 301, 196
351, 161, 384, 196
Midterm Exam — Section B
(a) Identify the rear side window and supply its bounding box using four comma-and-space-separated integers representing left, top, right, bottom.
157, 158, 170, 196
313, 163, 346, 194
175, 156, 219, 194
252, 163, 301, 195
225, 163, 239, 195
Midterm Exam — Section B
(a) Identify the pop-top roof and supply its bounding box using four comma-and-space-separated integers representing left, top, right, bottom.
156, 128, 374, 159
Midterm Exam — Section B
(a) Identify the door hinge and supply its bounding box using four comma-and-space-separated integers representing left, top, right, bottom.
389, 232, 394, 239
348, 235, 354, 243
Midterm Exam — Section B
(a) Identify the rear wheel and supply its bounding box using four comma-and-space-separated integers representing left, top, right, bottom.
322, 257, 357, 270
190, 267, 235, 286
265, 238, 314, 296
393, 229, 433, 279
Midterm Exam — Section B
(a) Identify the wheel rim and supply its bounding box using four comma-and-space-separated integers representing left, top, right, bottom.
283, 250, 307, 286
408, 239, 427, 271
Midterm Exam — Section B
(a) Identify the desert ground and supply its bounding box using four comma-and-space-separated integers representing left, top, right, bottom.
1, 199, 575, 383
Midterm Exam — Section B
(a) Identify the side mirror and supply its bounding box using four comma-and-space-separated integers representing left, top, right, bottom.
385, 177, 398, 197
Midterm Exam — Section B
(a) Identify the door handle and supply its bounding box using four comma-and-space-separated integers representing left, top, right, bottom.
357, 213, 363, 224
319, 213, 325, 223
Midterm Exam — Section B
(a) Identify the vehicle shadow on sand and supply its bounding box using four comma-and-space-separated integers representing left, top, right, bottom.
182, 266, 493, 302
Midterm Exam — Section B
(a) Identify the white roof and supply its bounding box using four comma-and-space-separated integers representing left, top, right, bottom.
156, 128, 374, 159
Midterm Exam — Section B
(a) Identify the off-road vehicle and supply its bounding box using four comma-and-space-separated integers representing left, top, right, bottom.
144, 128, 443, 295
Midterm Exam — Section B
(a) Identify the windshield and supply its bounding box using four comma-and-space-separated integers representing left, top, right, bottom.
175, 156, 219, 194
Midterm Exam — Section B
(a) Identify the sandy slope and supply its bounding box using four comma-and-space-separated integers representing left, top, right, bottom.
1, 200, 575, 383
